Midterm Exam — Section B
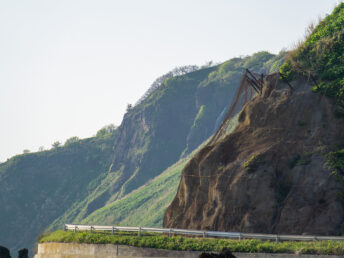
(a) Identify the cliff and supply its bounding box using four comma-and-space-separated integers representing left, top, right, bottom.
164, 3, 344, 235
0, 52, 283, 256
164, 73, 344, 235
48, 52, 283, 230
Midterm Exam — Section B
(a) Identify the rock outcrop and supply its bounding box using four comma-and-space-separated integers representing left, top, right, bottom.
0, 246, 11, 258
164, 74, 344, 235
18, 249, 28, 258
200, 248, 236, 258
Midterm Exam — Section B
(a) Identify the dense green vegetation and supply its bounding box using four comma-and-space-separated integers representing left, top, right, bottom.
280, 3, 344, 111
40, 231, 344, 255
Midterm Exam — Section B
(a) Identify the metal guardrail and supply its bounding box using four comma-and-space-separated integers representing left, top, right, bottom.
64, 224, 344, 242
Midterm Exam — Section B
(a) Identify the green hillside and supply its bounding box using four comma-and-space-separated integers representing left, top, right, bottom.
0, 52, 283, 256
0, 129, 116, 255
79, 111, 242, 228
82, 156, 188, 227
48, 52, 283, 231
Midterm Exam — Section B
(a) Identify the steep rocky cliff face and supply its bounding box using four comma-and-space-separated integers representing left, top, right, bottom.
164, 74, 344, 235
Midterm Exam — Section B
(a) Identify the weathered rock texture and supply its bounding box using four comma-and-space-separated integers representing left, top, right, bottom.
164, 74, 344, 235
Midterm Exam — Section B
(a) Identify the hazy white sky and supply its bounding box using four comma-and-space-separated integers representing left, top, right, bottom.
0, 0, 340, 161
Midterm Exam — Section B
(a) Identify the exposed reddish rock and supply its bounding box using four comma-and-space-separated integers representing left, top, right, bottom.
164, 74, 344, 235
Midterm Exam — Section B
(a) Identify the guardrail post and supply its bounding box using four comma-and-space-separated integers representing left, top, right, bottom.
239, 233, 242, 240
275, 235, 279, 242
74, 225, 77, 233
169, 228, 172, 237
63, 225, 67, 231
112, 226, 114, 235
138, 227, 142, 237
203, 231, 206, 238
90, 226, 93, 233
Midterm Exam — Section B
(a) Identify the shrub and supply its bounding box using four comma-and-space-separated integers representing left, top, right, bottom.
279, 62, 294, 82
289, 155, 300, 169
282, 3, 344, 108
96, 124, 117, 137
52, 141, 62, 149
242, 154, 260, 173
64, 136, 80, 147
297, 120, 306, 126
327, 148, 344, 175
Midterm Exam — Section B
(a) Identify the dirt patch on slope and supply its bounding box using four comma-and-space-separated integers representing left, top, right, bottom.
164, 73, 344, 235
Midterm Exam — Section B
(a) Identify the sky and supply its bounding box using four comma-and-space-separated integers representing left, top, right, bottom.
0, 0, 341, 162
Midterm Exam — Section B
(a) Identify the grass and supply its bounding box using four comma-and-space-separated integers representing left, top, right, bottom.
242, 154, 260, 173
40, 230, 344, 255
297, 152, 312, 166
327, 148, 344, 182
192, 105, 206, 128
80, 158, 187, 227
280, 3, 344, 109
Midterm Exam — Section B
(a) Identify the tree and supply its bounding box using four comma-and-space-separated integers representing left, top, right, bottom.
52, 141, 61, 149
64, 136, 80, 146
201, 60, 213, 68
126, 103, 133, 112
135, 65, 200, 106
23, 149, 30, 154
96, 124, 117, 137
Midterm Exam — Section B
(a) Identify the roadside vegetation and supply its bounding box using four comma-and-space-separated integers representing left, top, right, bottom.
40, 231, 344, 255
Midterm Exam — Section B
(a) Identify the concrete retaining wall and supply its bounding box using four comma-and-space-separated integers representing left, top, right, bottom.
34, 243, 343, 258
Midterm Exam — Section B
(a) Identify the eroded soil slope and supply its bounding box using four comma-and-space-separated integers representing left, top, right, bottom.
164, 74, 344, 235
